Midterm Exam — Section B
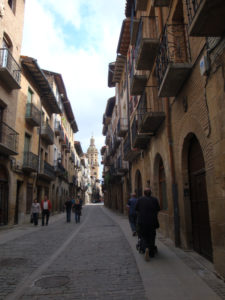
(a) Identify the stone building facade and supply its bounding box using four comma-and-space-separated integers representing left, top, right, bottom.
0, 0, 83, 226
102, 0, 225, 278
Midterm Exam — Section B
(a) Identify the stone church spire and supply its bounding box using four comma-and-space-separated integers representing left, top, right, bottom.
87, 136, 99, 179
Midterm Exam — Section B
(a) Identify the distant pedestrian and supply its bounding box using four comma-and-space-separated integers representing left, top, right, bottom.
127, 193, 138, 236
41, 195, 52, 226
64, 198, 73, 223
136, 188, 160, 261
30, 199, 40, 226
73, 196, 82, 223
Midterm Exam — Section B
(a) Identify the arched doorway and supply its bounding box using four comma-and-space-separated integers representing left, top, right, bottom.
135, 170, 142, 198
0, 165, 9, 225
188, 136, 213, 261
158, 157, 168, 211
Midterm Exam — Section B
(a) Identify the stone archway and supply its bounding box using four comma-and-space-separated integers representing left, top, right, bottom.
182, 133, 213, 261
0, 165, 9, 225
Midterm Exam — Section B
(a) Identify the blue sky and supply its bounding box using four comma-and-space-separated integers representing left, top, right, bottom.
21, 0, 125, 166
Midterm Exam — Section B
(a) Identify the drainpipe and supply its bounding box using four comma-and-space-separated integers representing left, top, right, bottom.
125, 57, 132, 196
158, 7, 180, 247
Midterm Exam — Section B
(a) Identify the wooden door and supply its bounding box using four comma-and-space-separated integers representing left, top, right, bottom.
188, 136, 213, 261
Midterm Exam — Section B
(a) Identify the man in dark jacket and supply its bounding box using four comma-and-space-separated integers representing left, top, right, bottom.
136, 188, 160, 261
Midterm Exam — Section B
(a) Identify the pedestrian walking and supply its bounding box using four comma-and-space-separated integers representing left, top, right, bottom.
64, 198, 73, 223
41, 195, 52, 226
127, 193, 138, 236
30, 199, 40, 226
73, 197, 82, 223
136, 188, 160, 261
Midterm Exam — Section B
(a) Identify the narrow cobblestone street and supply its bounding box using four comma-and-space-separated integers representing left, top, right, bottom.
0, 205, 224, 300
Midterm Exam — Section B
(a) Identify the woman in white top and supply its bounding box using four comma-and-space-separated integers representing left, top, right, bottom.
31, 199, 41, 226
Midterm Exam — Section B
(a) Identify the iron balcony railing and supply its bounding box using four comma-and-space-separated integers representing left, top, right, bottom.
117, 118, 128, 136
0, 121, 19, 154
0, 48, 21, 86
185, 0, 201, 27
135, 16, 158, 59
25, 103, 41, 126
131, 118, 138, 145
54, 120, 61, 134
23, 151, 38, 171
54, 160, 66, 174
156, 24, 191, 88
59, 129, 64, 141
41, 122, 54, 144
40, 160, 55, 179
123, 135, 131, 158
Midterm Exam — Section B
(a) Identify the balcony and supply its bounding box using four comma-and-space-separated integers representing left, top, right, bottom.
0, 122, 18, 155
152, 0, 170, 6
61, 135, 69, 149
113, 133, 121, 152
104, 155, 112, 166
123, 135, 140, 161
54, 160, 65, 175
135, 17, 159, 71
156, 24, 192, 97
0, 48, 21, 89
25, 103, 41, 127
117, 156, 129, 175
59, 129, 64, 142
54, 121, 61, 136
186, 0, 225, 36
130, 17, 139, 45
117, 118, 128, 137
137, 89, 165, 134
22, 151, 38, 172
135, 0, 148, 11
131, 117, 151, 149
130, 64, 147, 95
39, 161, 55, 181
40, 123, 54, 145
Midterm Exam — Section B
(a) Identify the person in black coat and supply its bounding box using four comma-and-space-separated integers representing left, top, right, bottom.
136, 188, 160, 261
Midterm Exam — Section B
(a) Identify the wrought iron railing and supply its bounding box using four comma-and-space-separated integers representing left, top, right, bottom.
41, 122, 54, 143
156, 24, 191, 87
40, 160, 55, 179
131, 118, 138, 144
185, 0, 201, 26
136, 88, 164, 127
25, 103, 41, 125
0, 121, 18, 153
135, 16, 158, 57
59, 129, 64, 141
54, 160, 66, 173
23, 151, 38, 170
123, 135, 131, 157
54, 120, 61, 132
0, 48, 21, 85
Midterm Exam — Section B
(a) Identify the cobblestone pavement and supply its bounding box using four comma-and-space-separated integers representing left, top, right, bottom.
0, 205, 146, 300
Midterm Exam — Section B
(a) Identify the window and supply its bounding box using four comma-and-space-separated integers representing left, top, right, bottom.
27, 88, 33, 104
24, 134, 31, 153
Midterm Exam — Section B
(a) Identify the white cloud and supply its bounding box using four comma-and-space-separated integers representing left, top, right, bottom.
21, 0, 125, 176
